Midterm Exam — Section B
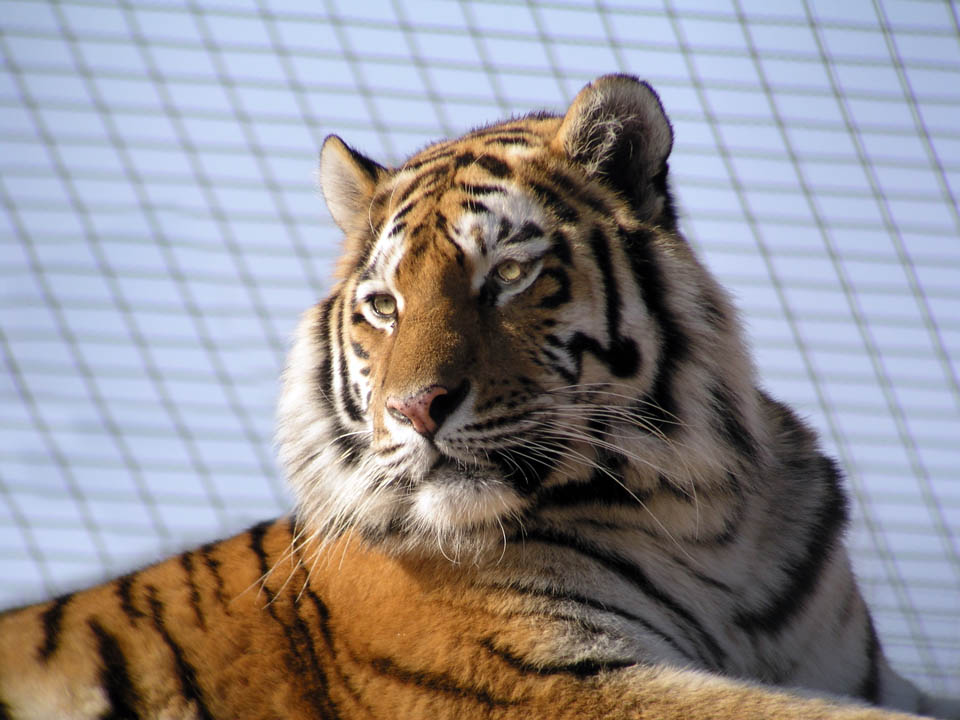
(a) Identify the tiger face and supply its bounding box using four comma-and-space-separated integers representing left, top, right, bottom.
278, 75, 761, 558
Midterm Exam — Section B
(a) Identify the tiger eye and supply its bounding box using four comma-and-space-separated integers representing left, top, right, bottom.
495, 260, 524, 283
370, 294, 397, 318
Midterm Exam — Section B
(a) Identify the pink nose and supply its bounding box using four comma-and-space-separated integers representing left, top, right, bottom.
386, 385, 449, 437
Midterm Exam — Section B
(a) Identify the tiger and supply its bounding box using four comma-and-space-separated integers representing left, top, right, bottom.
1, 73, 957, 720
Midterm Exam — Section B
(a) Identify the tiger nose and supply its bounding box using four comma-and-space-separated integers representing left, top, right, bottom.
386, 382, 469, 437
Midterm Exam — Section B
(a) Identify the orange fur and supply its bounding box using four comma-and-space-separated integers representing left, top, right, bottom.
0, 518, 916, 718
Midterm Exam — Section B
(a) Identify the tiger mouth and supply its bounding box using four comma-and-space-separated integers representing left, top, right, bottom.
418, 442, 561, 495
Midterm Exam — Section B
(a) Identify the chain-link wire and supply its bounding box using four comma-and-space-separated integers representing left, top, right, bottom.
0, 0, 957, 694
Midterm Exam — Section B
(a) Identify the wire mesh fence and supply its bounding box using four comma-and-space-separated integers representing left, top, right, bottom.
0, 0, 958, 696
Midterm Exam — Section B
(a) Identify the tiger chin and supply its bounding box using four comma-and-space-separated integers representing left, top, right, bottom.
1, 75, 957, 720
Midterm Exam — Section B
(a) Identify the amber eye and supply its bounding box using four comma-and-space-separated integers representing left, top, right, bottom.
495, 259, 524, 283
369, 294, 397, 318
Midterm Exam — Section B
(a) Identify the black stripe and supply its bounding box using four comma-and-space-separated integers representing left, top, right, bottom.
258, 530, 344, 719
408, 221, 428, 239
566, 227, 639, 378
709, 381, 758, 462
89, 619, 142, 720
484, 135, 530, 147
350, 341, 369, 360
116, 575, 145, 624
454, 151, 476, 168
333, 300, 364, 423
734, 456, 849, 634
857, 616, 881, 704
536, 267, 571, 309
395, 168, 433, 206
390, 201, 415, 223
37, 593, 72, 662
317, 298, 362, 465
179, 552, 206, 630
480, 638, 633, 678
523, 529, 727, 671
369, 656, 514, 708
468, 125, 536, 139
494, 582, 695, 665
535, 471, 649, 512
620, 227, 689, 434
400, 148, 456, 173
438, 213, 466, 266
248, 519, 274, 579
530, 182, 578, 223
200, 543, 229, 611
546, 169, 612, 216
665, 551, 735, 596
386, 221, 406, 238
496, 218, 513, 242
502, 221, 543, 245
476, 154, 511, 178
146, 587, 215, 720
350, 311, 371, 328
460, 198, 489, 215
457, 182, 503, 196
550, 229, 572, 265
0, 697, 11, 720
489, 440, 562, 494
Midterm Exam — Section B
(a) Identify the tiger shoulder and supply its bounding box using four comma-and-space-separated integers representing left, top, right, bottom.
1, 74, 957, 720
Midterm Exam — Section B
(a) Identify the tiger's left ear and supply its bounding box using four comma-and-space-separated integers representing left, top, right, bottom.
319, 135, 387, 238
552, 74, 676, 229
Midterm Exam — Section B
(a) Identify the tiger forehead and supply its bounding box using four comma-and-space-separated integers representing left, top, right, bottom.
370, 118, 559, 226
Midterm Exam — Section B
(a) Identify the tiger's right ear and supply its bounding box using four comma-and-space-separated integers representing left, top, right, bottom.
319, 135, 386, 237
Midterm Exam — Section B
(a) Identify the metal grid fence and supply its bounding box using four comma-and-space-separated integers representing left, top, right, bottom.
1, 0, 958, 696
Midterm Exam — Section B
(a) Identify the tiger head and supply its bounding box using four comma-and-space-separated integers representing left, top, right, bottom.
278, 74, 764, 559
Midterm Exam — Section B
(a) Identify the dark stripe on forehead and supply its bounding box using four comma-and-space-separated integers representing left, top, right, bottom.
454, 151, 477, 168
476, 154, 512, 178
391, 202, 415, 223
530, 182, 578, 223
468, 124, 538, 140
502, 221, 543, 245
401, 147, 456, 173
455, 150, 513, 180
461, 198, 490, 215
484, 135, 530, 147
546, 167, 613, 217
396, 163, 450, 206
457, 182, 504, 196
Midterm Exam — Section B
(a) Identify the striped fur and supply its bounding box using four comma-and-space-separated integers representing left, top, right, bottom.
1, 75, 956, 719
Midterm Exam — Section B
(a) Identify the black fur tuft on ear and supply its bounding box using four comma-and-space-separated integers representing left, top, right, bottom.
553, 74, 677, 229
319, 135, 386, 237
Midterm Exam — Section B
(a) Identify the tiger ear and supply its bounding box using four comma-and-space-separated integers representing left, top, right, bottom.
319, 135, 387, 237
552, 74, 676, 228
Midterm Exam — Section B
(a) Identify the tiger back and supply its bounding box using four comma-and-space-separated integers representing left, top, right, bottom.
1, 74, 956, 719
